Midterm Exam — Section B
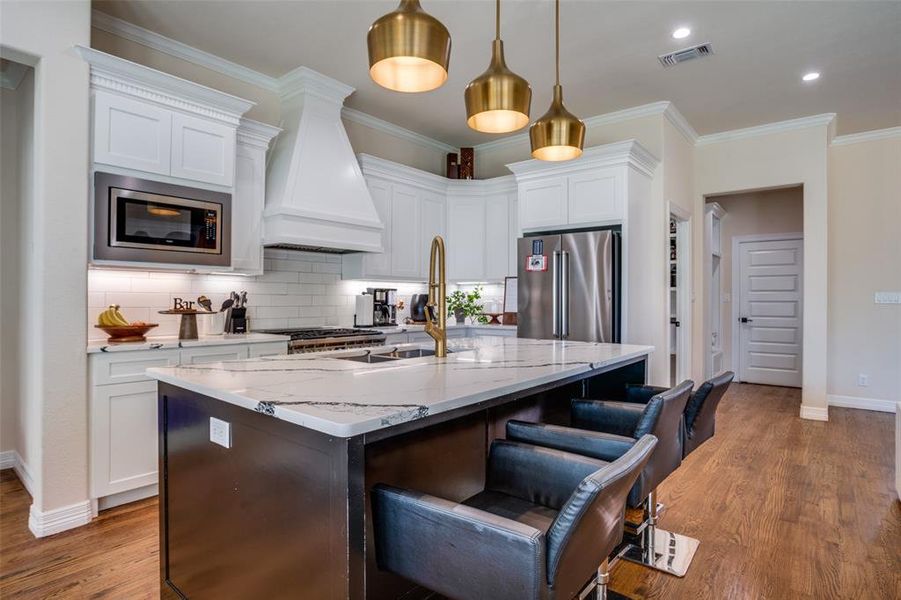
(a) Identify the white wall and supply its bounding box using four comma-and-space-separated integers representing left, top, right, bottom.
707, 187, 804, 372
827, 137, 901, 408
1, 0, 92, 534
695, 125, 830, 419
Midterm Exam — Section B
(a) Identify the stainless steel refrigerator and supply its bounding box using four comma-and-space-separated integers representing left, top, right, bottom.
517, 229, 621, 343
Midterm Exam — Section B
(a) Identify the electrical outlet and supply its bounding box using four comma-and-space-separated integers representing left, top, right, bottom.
210, 417, 232, 448
874, 291, 901, 304
857, 374, 869, 387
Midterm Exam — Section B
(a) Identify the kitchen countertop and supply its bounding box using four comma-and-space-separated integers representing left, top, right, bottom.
146, 337, 652, 438
87, 332, 290, 354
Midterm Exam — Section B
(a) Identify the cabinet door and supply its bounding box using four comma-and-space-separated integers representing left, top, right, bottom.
519, 177, 567, 230
170, 113, 236, 186
508, 194, 519, 277
93, 90, 171, 176
248, 342, 289, 357
91, 380, 159, 497
419, 191, 446, 280
362, 178, 392, 277
485, 194, 510, 281
390, 185, 421, 278
231, 144, 265, 274
567, 170, 622, 225
179, 345, 249, 365
447, 196, 486, 281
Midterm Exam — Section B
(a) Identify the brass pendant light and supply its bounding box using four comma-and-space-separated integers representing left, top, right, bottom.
529, 0, 585, 161
464, 0, 531, 133
367, 0, 451, 93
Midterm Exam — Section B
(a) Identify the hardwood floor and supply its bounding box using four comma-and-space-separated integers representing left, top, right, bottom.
1, 384, 898, 599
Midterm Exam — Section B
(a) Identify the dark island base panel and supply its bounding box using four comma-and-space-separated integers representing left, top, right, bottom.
158, 358, 646, 600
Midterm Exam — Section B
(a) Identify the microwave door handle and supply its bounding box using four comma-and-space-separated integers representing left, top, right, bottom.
552, 251, 560, 338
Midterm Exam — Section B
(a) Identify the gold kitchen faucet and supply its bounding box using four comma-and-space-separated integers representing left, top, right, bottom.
425, 235, 447, 358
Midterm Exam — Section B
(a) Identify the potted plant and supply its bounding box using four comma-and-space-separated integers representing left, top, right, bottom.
446, 286, 488, 325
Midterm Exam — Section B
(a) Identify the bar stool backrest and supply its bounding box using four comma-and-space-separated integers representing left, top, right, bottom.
545, 435, 657, 596
683, 371, 734, 456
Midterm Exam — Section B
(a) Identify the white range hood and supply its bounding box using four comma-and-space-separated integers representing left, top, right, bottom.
263, 67, 383, 253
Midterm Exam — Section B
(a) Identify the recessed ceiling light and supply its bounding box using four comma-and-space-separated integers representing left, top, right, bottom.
802, 72, 820, 82
672, 27, 691, 39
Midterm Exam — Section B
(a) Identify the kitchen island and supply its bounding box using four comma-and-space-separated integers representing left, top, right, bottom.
148, 336, 652, 600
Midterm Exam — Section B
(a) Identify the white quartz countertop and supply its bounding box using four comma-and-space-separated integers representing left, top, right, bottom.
146, 337, 652, 438
87, 332, 290, 354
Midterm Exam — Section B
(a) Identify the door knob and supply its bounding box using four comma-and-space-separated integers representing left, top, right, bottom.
670, 317, 681, 327
739, 317, 753, 323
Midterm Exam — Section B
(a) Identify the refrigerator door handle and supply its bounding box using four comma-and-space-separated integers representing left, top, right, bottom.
552, 251, 560, 337
561, 251, 570, 338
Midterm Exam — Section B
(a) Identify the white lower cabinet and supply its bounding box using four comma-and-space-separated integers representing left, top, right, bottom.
91, 380, 160, 499
90, 339, 288, 509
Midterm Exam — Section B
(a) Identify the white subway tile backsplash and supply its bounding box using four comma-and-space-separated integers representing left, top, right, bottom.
87, 249, 506, 341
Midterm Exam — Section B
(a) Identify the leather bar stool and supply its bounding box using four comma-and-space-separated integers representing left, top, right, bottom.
506, 380, 696, 577
681, 371, 734, 457
372, 435, 657, 600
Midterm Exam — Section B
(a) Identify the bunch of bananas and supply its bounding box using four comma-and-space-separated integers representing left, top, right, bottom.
97, 304, 131, 327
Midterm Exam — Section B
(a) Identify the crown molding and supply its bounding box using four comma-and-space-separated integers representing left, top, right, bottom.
237, 118, 282, 148
696, 113, 836, 146
91, 9, 280, 92
358, 153, 515, 194
75, 45, 255, 125
662, 102, 699, 144
506, 139, 659, 179
277, 65, 354, 102
830, 126, 901, 146
343, 108, 458, 155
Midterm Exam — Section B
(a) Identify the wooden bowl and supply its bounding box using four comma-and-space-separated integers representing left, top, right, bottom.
94, 323, 159, 343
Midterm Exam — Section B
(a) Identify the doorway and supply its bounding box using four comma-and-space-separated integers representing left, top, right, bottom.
733, 235, 804, 387
668, 206, 691, 386
704, 186, 804, 387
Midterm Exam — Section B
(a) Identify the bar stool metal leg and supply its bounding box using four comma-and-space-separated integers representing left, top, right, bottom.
621, 489, 700, 577
596, 558, 609, 600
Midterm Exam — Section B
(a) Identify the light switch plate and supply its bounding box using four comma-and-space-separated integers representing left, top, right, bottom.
210, 417, 231, 448
874, 291, 901, 304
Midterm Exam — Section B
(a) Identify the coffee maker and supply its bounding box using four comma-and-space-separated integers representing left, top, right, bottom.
368, 288, 397, 326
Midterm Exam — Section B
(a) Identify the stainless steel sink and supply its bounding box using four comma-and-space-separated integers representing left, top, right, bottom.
388, 348, 453, 359
332, 353, 400, 364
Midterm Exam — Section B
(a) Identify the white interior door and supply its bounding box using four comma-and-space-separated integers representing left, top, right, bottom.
737, 237, 803, 387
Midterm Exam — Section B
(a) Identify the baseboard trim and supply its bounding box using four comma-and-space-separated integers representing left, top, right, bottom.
98, 483, 158, 511
1, 450, 36, 498
28, 499, 94, 538
828, 394, 897, 413
799, 405, 829, 421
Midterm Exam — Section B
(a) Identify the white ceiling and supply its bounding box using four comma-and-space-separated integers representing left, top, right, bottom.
93, 1, 901, 146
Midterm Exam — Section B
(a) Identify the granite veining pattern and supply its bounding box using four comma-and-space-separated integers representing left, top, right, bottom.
146, 337, 653, 437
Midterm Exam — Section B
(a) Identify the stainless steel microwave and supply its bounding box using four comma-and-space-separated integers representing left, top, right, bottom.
93, 172, 231, 267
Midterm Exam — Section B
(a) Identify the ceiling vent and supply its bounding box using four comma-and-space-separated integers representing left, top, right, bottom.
658, 43, 713, 68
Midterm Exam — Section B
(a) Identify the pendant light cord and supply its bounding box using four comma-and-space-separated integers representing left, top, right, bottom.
496, 0, 500, 40
555, 0, 560, 86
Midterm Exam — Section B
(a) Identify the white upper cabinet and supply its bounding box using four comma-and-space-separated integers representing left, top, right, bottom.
93, 90, 172, 176
232, 119, 281, 275
567, 171, 622, 225
170, 113, 236, 186
390, 184, 421, 279
344, 155, 516, 283
419, 191, 446, 280
485, 194, 511, 281
519, 177, 567, 230
447, 195, 487, 281
507, 140, 659, 232
79, 46, 253, 190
